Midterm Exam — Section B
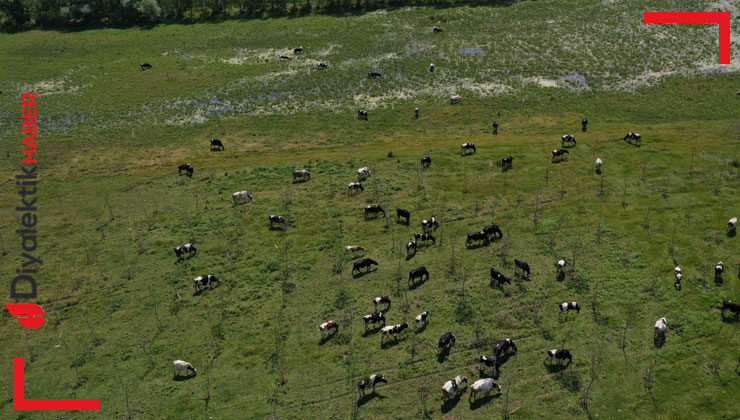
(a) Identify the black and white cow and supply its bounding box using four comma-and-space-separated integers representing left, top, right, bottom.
715, 261, 724, 279
479, 355, 496, 369
406, 240, 417, 256
194, 274, 220, 290
450, 95, 462, 104
559, 302, 581, 313
654, 317, 667, 338
357, 109, 368, 120
363, 312, 386, 331
210, 138, 224, 150
357, 167, 371, 181
397, 208, 410, 225
374, 296, 391, 311
674, 266, 682, 291
293, 47, 303, 53
317, 62, 328, 69
232, 191, 253, 205
381, 323, 408, 342
557, 258, 566, 273
461, 142, 476, 155
279, 55, 291, 61
546, 349, 572, 364
429, 63, 435, 72
624, 132, 641, 144
409, 267, 429, 286
421, 156, 432, 168
348, 182, 364, 194
441, 375, 467, 401
552, 149, 569, 161
490, 268, 511, 287
466, 231, 489, 246
318, 320, 339, 338
269, 215, 287, 229
422, 216, 439, 231
561, 134, 576, 146
582, 118, 588, 132
438, 332, 456, 351
358, 374, 387, 395
483, 224, 503, 239
178, 163, 194, 177
173, 360, 196, 377
346, 245, 365, 256
292, 169, 311, 182
722, 300, 740, 317
501, 156, 513, 171
368, 72, 382, 79
494, 338, 518, 359
415, 310, 429, 327
415, 108, 420, 119
365, 205, 385, 218
595, 158, 603, 174
469, 378, 501, 402
728, 217, 737, 232
141, 63, 152, 70
432, 26, 444, 32
174, 243, 197, 260
413, 232, 435, 245
514, 259, 530, 278
353, 258, 378, 274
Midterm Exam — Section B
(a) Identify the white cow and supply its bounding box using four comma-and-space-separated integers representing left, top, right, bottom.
450, 95, 462, 104
173, 360, 196, 377
654, 317, 667, 336
232, 191, 253, 205
469, 378, 501, 402
441, 375, 467, 400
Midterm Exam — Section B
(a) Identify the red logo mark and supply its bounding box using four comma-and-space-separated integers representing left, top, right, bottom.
5, 303, 45, 329
644, 12, 731, 64
13, 358, 99, 410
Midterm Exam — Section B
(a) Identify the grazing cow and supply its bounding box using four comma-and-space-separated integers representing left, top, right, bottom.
624, 132, 642, 144
492, 121, 498, 135
422, 216, 439, 231
141, 63, 152, 70
722, 300, 740, 317
469, 378, 501, 402
654, 317, 667, 337
442, 375, 468, 401
368, 72, 382, 78
450, 95, 463, 104
210, 138, 224, 150
432, 26, 443, 32
552, 149, 569, 161
479, 355, 496, 369
318, 320, 338, 338
358, 374, 387, 395
346, 245, 365, 255
374, 296, 391, 311
269, 215, 287, 229
397, 208, 410, 225
415, 310, 429, 326
347, 182, 364, 195
178, 163, 194, 177
415, 108, 420, 119
514, 259, 530, 277
595, 158, 603, 173
406, 240, 417, 256
560, 302, 581, 313
293, 47, 303, 53
490, 268, 511, 287
582, 118, 588, 132
193, 275, 220, 290
561, 134, 576, 146
501, 156, 513, 171
674, 266, 682, 290
421, 156, 431, 168
409, 267, 430, 286
429, 63, 435, 72
483, 224, 503, 239
728, 217, 737, 231
353, 258, 378, 274
317, 62, 328, 69
546, 349, 572, 364
279, 55, 291, 61
357, 109, 368, 120
292, 169, 311, 182
363, 312, 386, 331
438, 332, 455, 351
232, 191, 253, 205
364, 205, 386, 218
174, 243, 196, 261
716, 261, 724, 277
494, 338, 518, 359
357, 167, 371, 181
557, 258, 566, 272
413, 232, 436, 245
173, 360, 196, 377
381, 323, 408, 342
466, 231, 489, 246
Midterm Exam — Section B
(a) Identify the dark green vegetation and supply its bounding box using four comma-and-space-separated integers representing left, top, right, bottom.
1, 0, 739, 418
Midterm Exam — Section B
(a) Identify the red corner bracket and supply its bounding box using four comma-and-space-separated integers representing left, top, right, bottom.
644, 12, 731, 64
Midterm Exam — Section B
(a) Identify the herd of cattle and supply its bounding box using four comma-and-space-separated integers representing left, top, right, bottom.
160, 42, 740, 408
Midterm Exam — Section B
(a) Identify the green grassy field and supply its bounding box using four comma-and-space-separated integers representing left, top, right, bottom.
1, 0, 739, 419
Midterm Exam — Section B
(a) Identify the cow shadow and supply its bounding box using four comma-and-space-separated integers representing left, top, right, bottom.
625, 138, 642, 147
441, 393, 463, 414
721, 313, 740, 324
405, 252, 416, 261
318, 332, 337, 345
715, 274, 723, 286
268, 225, 287, 231
362, 328, 381, 338
356, 392, 385, 407
556, 271, 566, 282
653, 333, 666, 348
501, 165, 512, 173
595, 168, 602, 175
727, 229, 736, 238
352, 269, 376, 279
543, 361, 569, 373
414, 322, 428, 334
465, 242, 489, 250
173, 374, 196, 382
380, 338, 403, 349
408, 279, 426, 291
469, 393, 499, 410
437, 348, 452, 363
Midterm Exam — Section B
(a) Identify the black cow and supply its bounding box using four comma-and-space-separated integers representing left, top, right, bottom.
279, 55, 291, 61
363, 312, 386, 331
269, 215, 287, 229
409, 267, 429, 286
492, 121, 498, 135
552, 149, 569, 161
438, 332, 455, 351
466, 231, 489, 246
347, 182, 364, 194
358, 374, 387, 395
368, 72, 382, 78
353, 258, 378, 274
432, 26, 443, 32
174, 243, 197, 261
490, 268, 511, 287
546, 349, 572, 364
461, 143, 476, 155
421, 156, 432, 168
317, 62, 328, 69
293, 47, 303, 53
210, 138, 224, 151
397, 208, 410, 225
722, 300, 740, 317
141, 63, 152, 70
494, 338, 518, 359
582, 118, 588, 132
178, 163, 194, 177
365, 205, 385, 218
514, 259, 530, 277
415, 108, 420, 119
561, 134, 576, 147
374, 296, 391, 311
483, 224, 503, 239
357, 109, 368, 120
413, 232, 435, 245
406, 240, 417, 256
501, 156, 513, 171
